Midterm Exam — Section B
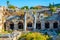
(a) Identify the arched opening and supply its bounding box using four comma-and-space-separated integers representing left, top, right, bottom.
27, 22, 33, 30
10, 22, 14, 30
45, 22, 50, 29
53, 22, 58, 28
27, 22, 32, 27
36, 22, 41, 29
18, 22, 23, 29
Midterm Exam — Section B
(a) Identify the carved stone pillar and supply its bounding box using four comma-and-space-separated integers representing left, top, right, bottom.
24, 12, 27, 31
41, 21, 45, 30
14, 23, 18, 30
50, 21, 53, 29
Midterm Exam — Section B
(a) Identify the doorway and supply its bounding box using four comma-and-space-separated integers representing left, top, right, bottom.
10, 22, 14, 30
45, 22, 50, 29
18, 22, 23, 29
53, 22, 58, 28
36, 23, 41, 29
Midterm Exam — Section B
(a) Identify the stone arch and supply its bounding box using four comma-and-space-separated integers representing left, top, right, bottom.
18, 21, 23, 29
36, 22, 41, 29
53, 21, 58, 28
45, 21, 50, 29
10, 21, 14, 30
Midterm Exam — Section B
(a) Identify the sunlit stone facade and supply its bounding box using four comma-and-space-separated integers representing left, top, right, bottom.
0, 6, 6, 32
0, 6, 60, 31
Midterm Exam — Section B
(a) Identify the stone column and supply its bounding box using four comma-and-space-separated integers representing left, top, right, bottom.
33, 14, 36, 31
6, 23, 10, 31
14, 23, 18, 30
41, 21, 45, 30
50, 21, 53, 29
24, 12, 27, 31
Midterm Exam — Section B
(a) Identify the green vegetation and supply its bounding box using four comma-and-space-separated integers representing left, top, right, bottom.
18, 32, 52, 40
30, 6, 41, 9
30, 7, 38, 9
0, 29, 13, 34
54, 4, 60, 8
8, 5, 16, 9
49, 3, 56, 12
56, 6, 60, 8
7, 29, 13, 33
30, 7, 35, 9
21, 6, 41, 10
21, 6, 29, 10
7, 1, 16, 9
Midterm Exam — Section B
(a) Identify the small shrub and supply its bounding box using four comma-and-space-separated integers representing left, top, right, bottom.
18, 32, 50, 40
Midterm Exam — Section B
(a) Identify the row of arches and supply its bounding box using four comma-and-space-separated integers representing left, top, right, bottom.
10, 22, 24, 30
4, 22, 23, 30
36, 22, 58, 29
4, 21, 58, 30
